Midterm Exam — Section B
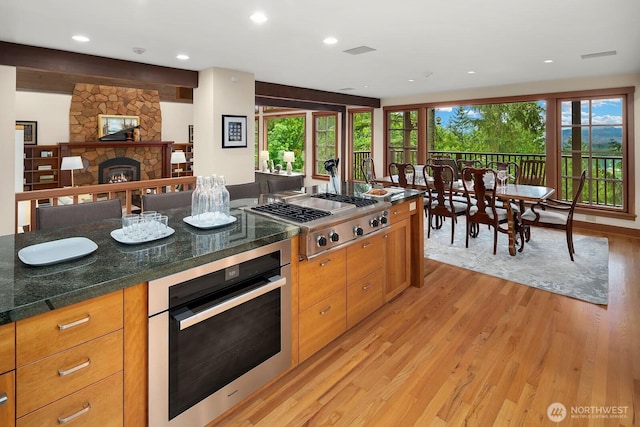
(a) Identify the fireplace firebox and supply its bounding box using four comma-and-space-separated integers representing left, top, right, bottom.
99, 157, 141, 184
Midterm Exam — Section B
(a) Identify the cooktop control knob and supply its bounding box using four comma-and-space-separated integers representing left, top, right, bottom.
370, 218, 379, 227
329, 231, 340, 242
316, 235, 327, 247
379, 215, 388, 225
354, 226, 364, 236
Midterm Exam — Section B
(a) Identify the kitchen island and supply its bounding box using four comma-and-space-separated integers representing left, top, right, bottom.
0, 182, 423, 427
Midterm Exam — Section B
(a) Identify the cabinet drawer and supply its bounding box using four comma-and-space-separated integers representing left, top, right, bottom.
17, 330, 123, 417
347, 269, 384, 329
299, 290, 346, 361
389, 200, 416, 221
16, 291, 123, 366
17, 371, 123, 427
0, 323, 15, 374
298, 247, 346, 311
346, 233, 384, 284
0, 371, 15, 427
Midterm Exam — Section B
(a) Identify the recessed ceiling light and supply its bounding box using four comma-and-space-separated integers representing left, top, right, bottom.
323, 37, 338, 45
544, 59, 554, 63
176, 54, 190, 60
467, 70, 476, 74
408, 79, 415, 82
72, 35, 90, 43
250, 12, 267, 24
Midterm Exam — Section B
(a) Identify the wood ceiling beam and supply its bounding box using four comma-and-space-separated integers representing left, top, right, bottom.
0, 41, 198, 88
256, 81, 380, 108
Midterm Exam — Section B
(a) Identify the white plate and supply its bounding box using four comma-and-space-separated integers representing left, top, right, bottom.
18, 237, 98, 266
364, 188, 406, 199
183, 215, 237, 230
110, 226, 175, 245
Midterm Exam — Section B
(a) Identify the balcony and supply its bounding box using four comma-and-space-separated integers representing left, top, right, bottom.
353, 150, 624, 208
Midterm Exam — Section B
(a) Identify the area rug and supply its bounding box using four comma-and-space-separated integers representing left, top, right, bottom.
423, 217, 609, 305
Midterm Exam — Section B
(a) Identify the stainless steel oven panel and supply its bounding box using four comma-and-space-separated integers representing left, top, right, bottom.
175, 275, 286, 330
148, 239, 291, 316
149, 262, 292, 427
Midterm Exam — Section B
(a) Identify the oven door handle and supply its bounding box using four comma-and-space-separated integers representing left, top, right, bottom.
175, 275, 286, 330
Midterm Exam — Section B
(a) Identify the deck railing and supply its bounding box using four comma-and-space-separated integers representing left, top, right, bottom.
353, 150, 623, 207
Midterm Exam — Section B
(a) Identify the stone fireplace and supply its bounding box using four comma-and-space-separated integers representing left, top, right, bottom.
99, 157, 141, 184
59, 141, 173, 186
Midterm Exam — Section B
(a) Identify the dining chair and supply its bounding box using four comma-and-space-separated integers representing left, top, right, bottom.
461, 167, 511, 254
487, 161, 520, 184
142, 190, 193, 212
226, 181, 262, 200
456, 158, 483, 176
521, 170, 586, 261
267, 176, 304, 193
388, 163, 416, 188
36, 198, 123, 231
431, 158, 460, 181
361, 157, 377, 184
424, 164, 467, 244
518, 159, 546, 185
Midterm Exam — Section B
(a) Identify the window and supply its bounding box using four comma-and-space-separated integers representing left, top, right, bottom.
264, 114, 305, 173
384, 87, 634, 217
313, 112, 337, 178
559, 96, 625, 210
254, 117, 259, 169
386, 109, 419, 166
349, 109, 373, 181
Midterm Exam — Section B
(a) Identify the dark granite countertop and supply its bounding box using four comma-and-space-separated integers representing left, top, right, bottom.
1, 200, 299, 324
0, 183, 422, 325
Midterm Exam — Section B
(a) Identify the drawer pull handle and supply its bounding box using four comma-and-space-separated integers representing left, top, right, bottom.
319, 306, 332, 315
319, 259, 332, 267
362, 282, 372, 291
0, 392, 7, 406
58, 314, 90, 331
362, 242, 372, 248
58, 358, 91, 377
58, 402, 91, 424
383, 234, 388, 239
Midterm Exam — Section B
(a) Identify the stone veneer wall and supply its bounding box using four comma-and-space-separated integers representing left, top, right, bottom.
69, 84, 162, 142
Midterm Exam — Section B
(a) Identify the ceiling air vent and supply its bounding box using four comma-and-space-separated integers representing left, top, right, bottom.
581, 50, 617, 59
338, 87, 355, 91
343, 46, 376, 56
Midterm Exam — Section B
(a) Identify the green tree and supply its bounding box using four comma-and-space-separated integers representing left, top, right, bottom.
266, 116, 305, 171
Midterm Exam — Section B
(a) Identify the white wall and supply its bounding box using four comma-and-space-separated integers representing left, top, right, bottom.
193, 67, 255, 185
159, 102, 193, 143
0, 66, 17, 235
379, 73, 640, 231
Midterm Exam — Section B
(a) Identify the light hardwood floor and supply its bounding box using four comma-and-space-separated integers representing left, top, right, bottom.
212, 232, 639, 426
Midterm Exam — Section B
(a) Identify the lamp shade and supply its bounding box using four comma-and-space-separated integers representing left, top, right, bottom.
171, 150, 187, 164
259, 150, 269, 162
283, 151, 295, 163
60, 156, 83, 171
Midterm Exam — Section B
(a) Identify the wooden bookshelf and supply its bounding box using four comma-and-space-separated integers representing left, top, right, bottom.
23, 145, 60, 190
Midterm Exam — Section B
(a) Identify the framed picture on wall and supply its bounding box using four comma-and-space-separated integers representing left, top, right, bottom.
222, 115, 247, 148
98, 114, 139, 138
16, 120, 38, 145
188, 125, 194, 143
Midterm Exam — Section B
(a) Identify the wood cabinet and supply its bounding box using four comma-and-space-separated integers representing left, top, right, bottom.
298, 248, 347, 361
171, 143, 193, 177
22, 145, 60, 190
14, 291, 125, 426
346, 233, 385, 328
383, 218, 411, 301
0, 323, 16, 427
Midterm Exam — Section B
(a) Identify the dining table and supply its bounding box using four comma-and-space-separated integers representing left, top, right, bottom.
375, 172, 555, 256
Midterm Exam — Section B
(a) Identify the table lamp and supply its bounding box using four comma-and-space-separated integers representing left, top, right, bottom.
171, 150, 187, 173
259, 150, 270, 172
283, 151, 295, 175
60, 156, 83, 187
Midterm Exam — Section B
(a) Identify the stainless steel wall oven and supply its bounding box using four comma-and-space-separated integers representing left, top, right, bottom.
148, 240, 292, 427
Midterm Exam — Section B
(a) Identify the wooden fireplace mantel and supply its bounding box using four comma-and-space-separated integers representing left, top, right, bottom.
58, 141, 174, 186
